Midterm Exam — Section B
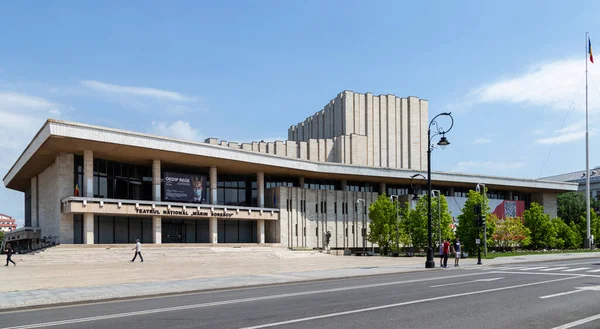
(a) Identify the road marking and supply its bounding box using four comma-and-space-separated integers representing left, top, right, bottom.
430, 277, 504, 288
0, 271, 493, 329
474, 277, 504, 282
518, 267, 546, 271
239, 276, 578, 329
540, 267, 569, 271
562, 268, 591, 272
587, 269, 600, 273
551, 313, 600, 329
539, 290, 584, 299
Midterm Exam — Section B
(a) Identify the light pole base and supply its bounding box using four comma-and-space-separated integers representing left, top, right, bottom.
425, 248, 435, 268
584, 238, 592, 249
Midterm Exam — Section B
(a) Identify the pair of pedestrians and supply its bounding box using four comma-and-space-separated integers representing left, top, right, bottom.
439, 237, 461, 268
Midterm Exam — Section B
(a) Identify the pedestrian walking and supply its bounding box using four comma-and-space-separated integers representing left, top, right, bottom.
4, 244, 16, 266
131, 239, 143, 262
441, 239, 451, 268
453, 237, 462, 267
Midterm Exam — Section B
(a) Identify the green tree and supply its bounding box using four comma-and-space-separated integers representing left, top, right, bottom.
431, 195, 455, 249
403, 197, 428, 250
456, 190, 490, 254
0, 231, 4, 244
557, 192, 587, 226
523, 202, 555, 249
552, 218, 580, 249
367, 194, 397, 255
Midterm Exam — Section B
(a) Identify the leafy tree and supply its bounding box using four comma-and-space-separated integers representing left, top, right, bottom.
456, 190, 491, 254
557, 192, 587, 226
491, 215, 530, 248
367, 194, 397, 255
552, 218, 580, 249
0, 231, 4, 244
400, 194, 454, 251
523, 202, 555, 249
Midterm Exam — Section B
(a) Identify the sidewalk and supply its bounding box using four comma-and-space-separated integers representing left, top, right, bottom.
1, 251, 599, 310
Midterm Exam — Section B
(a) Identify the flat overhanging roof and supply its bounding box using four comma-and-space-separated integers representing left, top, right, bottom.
3, 119, 579, 193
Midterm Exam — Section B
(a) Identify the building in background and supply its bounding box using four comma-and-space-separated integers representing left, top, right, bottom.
2, 91, 577, 251
542, 167, 600, 203
0, 214, 17, 233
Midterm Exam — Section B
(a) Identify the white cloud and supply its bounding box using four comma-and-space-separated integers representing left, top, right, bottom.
473, 137, 491, 144
467, 57, 600, 115
534, 121, 595, 144
532, 128, 545, 135
81, 80, 195, 102
150, 121, 203, 141
454, 161, 526, 172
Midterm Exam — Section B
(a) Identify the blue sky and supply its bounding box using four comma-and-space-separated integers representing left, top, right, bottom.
2, 1, 600, 225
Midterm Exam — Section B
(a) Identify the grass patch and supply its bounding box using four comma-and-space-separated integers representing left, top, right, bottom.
481, 249, 599, 259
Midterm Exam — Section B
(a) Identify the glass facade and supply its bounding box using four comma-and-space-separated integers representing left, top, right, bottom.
92, 215, 153, 244
346, 181, 377, 193
217, 220, 257, 243
74, 155, 152, 200
161, 218, 210, 243
217, 174, 257, 207
303, 179, 338, 190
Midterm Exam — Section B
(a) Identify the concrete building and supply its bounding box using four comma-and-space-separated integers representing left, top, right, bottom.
2, 91, 577, 251
0, 214, 17, 233
542, 167, 600, 205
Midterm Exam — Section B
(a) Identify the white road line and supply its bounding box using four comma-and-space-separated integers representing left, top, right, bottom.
0, 272, 493, 329
519, 267, 548, 271
551, 313, 600, 329
563, 268, 591, 272
430, 277, 504, 287
539, 290, 584, 299
586, 269, 600, 273
540, 267, 569, 271
239, 276, 578, 329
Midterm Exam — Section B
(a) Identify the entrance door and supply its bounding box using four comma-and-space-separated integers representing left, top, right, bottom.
162, 222, 185, 243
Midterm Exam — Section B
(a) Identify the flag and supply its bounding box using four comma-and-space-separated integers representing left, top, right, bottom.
590, 37, 594, 64
75, 184, 80, 196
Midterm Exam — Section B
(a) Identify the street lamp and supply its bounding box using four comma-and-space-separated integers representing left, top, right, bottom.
390, 195, 400, 256
431, 189, 442, 252
356, 198, 366, 254
425, 112, 454, 269
410, 174, 427, 203
476, 183, 487, 257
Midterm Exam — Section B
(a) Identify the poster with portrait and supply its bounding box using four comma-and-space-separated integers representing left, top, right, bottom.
163, 172, 207, 203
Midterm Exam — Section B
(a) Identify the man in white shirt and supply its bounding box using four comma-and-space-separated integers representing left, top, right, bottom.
131, 239, 143, 262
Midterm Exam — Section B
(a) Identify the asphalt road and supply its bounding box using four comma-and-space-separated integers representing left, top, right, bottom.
2, 258, 600, 329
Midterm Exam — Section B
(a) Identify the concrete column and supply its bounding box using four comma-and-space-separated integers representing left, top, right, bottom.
258, 219, 265, 244
83, 212, 94, 244
152, 160, 161, 201
341, 180, 347, 191
152, 216, 162, 244
210, 165, 217, 204
449, 187, 455, 197
508, 191, 514, 200
379, 182, 386, 195
299, 177, 305, 188
83, 150, 93, 197
257, 172, 265, 207
209, 217, 218, 243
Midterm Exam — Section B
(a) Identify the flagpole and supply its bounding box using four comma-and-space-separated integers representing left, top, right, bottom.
586, 32, 592, 249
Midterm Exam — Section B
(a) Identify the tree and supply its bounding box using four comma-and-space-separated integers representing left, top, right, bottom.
557, 192, 587, 226
491, 215, 530, 249
400, 194, 454, 251
367, 194, 397, 255
0, 231, 4, 245
523, 202, 555, 249
552, 218, 580, 249
455, 190, 491, 254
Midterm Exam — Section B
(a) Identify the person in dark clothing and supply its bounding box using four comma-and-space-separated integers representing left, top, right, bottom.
4, 244, 16, 266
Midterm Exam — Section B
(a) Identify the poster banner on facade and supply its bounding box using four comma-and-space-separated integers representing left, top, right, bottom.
163, 172, 207, 203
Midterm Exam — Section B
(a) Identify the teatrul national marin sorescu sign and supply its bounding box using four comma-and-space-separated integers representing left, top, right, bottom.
163, 172, 207, 203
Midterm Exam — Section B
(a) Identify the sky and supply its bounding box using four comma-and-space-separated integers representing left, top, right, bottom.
2, 0, 600, 226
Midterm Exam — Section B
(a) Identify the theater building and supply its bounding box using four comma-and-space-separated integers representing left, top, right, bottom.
2, 91, 577, 250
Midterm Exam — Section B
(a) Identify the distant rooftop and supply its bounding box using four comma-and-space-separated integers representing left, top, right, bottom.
541, 166, 600, 184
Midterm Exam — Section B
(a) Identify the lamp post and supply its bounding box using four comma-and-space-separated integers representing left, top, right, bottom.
390, 195, 400, 256
410, 174, 427, 205
356, 198, 366, 254
425, 112, 454, 269
431, 189, 442, 252
476, 183, 487, 257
